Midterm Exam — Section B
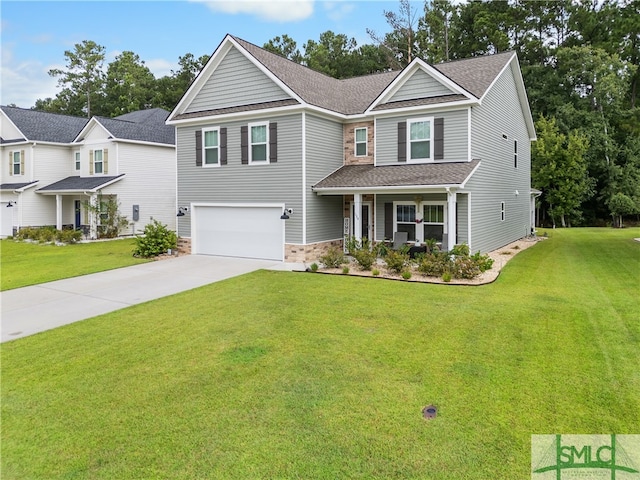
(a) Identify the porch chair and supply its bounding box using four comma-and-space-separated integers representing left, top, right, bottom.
392, 231, 408, 250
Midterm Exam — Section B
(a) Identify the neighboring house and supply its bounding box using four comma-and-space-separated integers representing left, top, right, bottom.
167, 34, 536, 262
0, 107, 176, 238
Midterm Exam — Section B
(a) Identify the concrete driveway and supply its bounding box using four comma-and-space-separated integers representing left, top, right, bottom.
1, 255, 305, 342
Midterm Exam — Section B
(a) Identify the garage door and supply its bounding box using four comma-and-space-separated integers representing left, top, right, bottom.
193, 205, 284, 261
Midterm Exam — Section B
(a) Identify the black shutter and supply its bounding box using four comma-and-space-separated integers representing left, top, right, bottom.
398, 122, 406, 162
385, 203, 394, 239
220, 127, 227, 165
269, 122, 277, 163
195, 130, 202, 167
241, 126, 248, 164
434, 117, 444, 160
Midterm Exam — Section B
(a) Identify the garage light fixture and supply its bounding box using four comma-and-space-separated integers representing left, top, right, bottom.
177, 207, 188, 217
281, 208, 293, 220
6, 201, 15, 208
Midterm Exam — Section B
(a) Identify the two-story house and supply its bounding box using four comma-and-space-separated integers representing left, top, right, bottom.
167, 35, 536, 263
1, 107, 176, 238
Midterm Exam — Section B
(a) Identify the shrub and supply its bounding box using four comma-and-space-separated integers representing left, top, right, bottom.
56, 229, 82, 244
450, 243, 470, 257
383, 245, 410, 274
346, 236, 378, 271
342, 266, 350, 274
309, 263, 319, 272
442, 271, 452, 282
416, 251, 450, 277
133, 220, 178, 258
401, 270, 412, 280
319, 246, 346, 268
372, 268, 380, 276
14, 226, 81, 244
451, 257, 481, 279
470, 251, 494, 272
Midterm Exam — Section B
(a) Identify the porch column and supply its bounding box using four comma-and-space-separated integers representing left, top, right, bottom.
353, 193, 362, 242
56, 195, 63, 231
447, 189, 457, 251
89, 194, 98, 239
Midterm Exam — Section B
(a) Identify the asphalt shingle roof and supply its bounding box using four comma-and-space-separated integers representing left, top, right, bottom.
37, 175, 125, 192
230, 37, 513, 115
95, 112, 175, 145
0, 181, 39, 191
1, 106, 88, 143
313, 160, 480, 190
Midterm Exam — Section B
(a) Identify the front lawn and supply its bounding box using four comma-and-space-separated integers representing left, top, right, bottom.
2, 228, 639, 479
0, 238, 150, 291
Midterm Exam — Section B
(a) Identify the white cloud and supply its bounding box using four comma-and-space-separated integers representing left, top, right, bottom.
146, 58, 176, 79
0, 45, 59, 108
323, 2, 355, 22
193, 0, 314, 22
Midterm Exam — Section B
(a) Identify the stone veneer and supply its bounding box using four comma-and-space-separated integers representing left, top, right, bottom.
285, 239, 343, 263
344, 121, 375, 165
177, 237, 191, 254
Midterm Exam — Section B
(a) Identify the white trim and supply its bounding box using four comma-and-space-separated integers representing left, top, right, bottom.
407, 116, 434, 163
392, 199, 447, 243
373, 117, 378, 166
74, 150, 81, 171
314, 184, 464, 196
302, 112, 307, 244
202, 126, 221, 168
467, 107, 472, 162
248, 121, 269, 164
467, 192, 472, 251
459, 160, 481, 189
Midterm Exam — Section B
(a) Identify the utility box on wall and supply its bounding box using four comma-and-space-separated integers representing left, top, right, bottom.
132, 205, 140, 222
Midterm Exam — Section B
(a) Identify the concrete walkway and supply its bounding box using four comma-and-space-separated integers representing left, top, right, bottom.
1, 255, 306, 342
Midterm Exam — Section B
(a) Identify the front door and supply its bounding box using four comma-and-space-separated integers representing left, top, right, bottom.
351, 202, 373, 241
75, 200, 81, 229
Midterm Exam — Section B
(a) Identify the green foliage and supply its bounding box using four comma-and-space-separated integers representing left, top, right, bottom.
13, 226, 82, 244
342, 266, 350, 274
319, 246, 346, 268
372, 268, 380, 277
346, 236, 378, 271
416, 251, 450, 277
442, 271, 452, 282
383, 245, 410, 274
309, 263, 319, 272
470, 251, 494, 272
450, 243, 470, 257
417, 247, 493, 280
83, 195, 129, 239
608, 192, 637, 228
401, 270, 412, 280
133, 219, 178, 258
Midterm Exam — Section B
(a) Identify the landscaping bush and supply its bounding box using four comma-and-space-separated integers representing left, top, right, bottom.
383, 245, 410, 274
133, 219, 178, 258
319, 246, 346, 268
451, 256, 482, 279
346, 236, 378, 271
56, 229, 82, 244
13, 226, 81, 244
470, 251, 494, 272
416, 251, 450, 277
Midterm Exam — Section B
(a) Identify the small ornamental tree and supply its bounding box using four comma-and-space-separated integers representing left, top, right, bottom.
133, 219, 178, 258
608, 193, 637, 228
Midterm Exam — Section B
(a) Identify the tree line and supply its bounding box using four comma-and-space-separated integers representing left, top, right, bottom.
25, 0, 640, 227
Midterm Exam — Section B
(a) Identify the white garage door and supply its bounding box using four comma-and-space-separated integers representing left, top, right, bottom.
193, 205, 284, 261
1, 203, 14, 238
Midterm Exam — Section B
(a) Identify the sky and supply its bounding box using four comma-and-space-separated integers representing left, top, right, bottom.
1, 0, 403, 109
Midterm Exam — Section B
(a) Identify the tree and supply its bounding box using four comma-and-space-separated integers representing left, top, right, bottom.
532, 116, 593, 227
417, 0, 457, 63
155, 53, 210, 111
263, 34, 303, 63
367, 0, 421, 69
608, 193, 637, 228
104, 51, 156, 116
303, 31, 360, 78
48, 40, 106, 117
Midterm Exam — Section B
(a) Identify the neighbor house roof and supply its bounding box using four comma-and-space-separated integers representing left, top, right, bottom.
91, 112, 175, 145
0, 181, 39, 192
312, 160, 481, 193
36, 175, 125, 194
1, 106, 88, 144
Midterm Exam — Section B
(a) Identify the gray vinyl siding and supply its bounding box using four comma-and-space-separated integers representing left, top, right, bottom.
388, 69, 454, 103
176, 113, 303, 243
376, 109, 468, 165
467, 63, 532, 253
305, 114, 344, 243
185, 47, 292, 114
456, 192, 469, 246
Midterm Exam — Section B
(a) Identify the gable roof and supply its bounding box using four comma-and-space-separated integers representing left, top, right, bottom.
312, 160, 481, 194
36, 175, 125, 194
169, 35, 522, 123
1, 106, 88, 144
90, 110, 175, 145
0, 181, 39, 192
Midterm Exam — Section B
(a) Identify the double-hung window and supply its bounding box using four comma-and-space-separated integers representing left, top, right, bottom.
395, 201, 446, 243
94, 150, 104, 174
203, 127, 220, 166
422, 204, 445, 242
355, 127, 367, 156
75, 151, 81, 171
12, 151, 21, 175
249, 122, 268, 163
408, 117, 433, 162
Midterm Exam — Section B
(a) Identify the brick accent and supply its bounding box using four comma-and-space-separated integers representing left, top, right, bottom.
284, 240, 343, 263
177, 237, 191, 254
344, 121, 374, 165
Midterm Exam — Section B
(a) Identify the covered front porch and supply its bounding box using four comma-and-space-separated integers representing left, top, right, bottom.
35, 175, 125, 239
312, 161, 480, 252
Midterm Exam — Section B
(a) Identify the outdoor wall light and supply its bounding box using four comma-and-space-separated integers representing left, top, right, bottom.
6, 201, 15, 208
281, 208, 293, 220
177, 207, 188, 217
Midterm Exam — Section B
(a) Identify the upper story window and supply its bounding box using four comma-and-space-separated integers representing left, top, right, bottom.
90, 149, 108, 175
408, 117, 433, 162
75, 151, 81, 171
355, 127, 367, 156
11, 151, 22, 175
203, 127, 220, 166
249, 122, 268, 163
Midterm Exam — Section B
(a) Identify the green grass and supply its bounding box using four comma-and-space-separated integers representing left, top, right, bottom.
0, 238, 150, 291
2, 228, 639, 479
